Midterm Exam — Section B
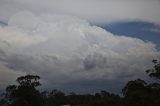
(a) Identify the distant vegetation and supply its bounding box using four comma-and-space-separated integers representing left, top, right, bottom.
0, 59, 160, 106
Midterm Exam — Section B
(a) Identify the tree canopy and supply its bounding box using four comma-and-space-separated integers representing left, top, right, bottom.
4, 75, 43, 106
1, 59, 160, 106
146, 59, 160, 80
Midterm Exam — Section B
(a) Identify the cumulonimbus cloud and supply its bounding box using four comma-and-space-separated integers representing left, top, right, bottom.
0, 11, 160, 93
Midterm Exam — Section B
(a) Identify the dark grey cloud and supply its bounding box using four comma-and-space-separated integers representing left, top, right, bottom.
0, 21, 7, 26
83, 53, 107, 70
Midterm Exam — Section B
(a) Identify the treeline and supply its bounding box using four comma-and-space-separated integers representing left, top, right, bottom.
0, 60, 160, 106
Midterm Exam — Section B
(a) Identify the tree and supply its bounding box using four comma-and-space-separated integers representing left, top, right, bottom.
146, 59, 160, 80
5, 75, 43, 106
48, 89, 66, 106
16, 75, 41, 87
122, 79, 147, 97
0, 98, 7, 106
121, 59, 160, 106
122, 79, 149, 106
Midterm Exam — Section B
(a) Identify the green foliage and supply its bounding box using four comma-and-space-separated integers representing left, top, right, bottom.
1, 59, 160, 106
87, 91, 122, 106
5, 75, 43, 106
48, 89, 66, 106
122, 79, 160, 106
16, 75, 41, 87
0, 99, 7, 106
41, 90, 122, 106
121, 59, 160, 106
146, 59, 160, 80
122, 79, 147, 96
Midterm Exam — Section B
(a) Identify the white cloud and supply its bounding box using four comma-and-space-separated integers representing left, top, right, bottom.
0, 11, 159, 92
0, 12, 47, 52
0, 28, 46, 50
0, 0, 160, 24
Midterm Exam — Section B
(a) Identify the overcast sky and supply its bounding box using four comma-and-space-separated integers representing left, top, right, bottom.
0, 0, 160, 94
0, 0, 160, 24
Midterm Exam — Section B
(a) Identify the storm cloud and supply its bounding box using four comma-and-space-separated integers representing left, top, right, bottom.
0, 11, 160, 93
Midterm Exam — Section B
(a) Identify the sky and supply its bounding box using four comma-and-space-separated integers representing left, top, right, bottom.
0, 0, 160, 94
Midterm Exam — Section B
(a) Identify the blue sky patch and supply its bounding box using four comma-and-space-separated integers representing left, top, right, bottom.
98, 21, 160, 48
